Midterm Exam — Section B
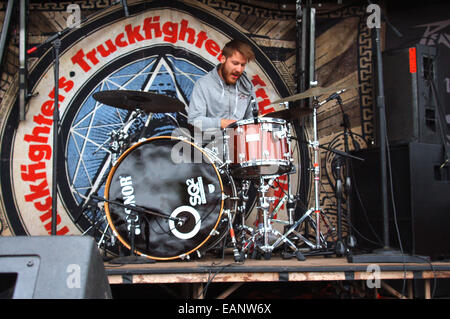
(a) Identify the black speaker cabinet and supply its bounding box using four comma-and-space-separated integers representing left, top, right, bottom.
381, 44, 442, 145
0, 236, 112, 299
351, 142, 450, 260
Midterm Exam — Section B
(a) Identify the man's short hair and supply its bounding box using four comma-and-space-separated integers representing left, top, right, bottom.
222, 39, 255, 62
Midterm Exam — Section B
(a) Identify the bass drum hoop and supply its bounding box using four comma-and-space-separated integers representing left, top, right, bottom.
104, 136, 229, 261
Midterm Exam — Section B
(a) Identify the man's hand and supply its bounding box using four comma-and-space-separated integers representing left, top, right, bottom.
220, 119, 236, 129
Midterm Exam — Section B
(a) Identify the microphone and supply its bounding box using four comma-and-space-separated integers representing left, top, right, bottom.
27, 31, 65, 55
251, 98, 258, 123
318, 89, 346, 106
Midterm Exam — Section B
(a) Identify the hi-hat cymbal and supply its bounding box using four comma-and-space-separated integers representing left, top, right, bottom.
92, 90, 185, 113
271, 83, 361, 104
262, 107, 312, 121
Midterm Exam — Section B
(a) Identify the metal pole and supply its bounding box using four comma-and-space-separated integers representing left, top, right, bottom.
51, 39, 61, 236
0, 0, 15, 69
373, 26, 390, 247
312, 106, 321, 248
19, 0, 28, 121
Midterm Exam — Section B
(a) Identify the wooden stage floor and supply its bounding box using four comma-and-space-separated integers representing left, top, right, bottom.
104, 253, 450, 299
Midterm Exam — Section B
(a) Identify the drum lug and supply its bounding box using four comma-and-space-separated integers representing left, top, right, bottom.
211, 146, 219, 156
210, 229, 220, 236
179, 254, 190, 260
273, 129, 287, 140
239, 153, 245, 162
263, 150, 270, 159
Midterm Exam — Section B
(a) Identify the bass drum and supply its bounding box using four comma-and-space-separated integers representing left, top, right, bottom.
104, 136, 237, 260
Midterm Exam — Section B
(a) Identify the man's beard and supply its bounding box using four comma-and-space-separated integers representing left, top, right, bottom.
220, 64, 241, 85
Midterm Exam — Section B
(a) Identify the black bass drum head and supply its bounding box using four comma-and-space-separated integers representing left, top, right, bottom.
104, 136, 227, 260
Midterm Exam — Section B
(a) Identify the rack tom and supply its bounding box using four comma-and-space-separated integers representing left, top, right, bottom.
224, 117, 292, 178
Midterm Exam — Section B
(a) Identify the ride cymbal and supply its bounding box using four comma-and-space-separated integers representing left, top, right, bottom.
271, 83, 361, 104
93, 90, 185, 113
262, 107, 312, 121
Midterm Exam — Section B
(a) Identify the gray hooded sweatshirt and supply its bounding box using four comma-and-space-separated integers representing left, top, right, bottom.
188, 64, 256, 132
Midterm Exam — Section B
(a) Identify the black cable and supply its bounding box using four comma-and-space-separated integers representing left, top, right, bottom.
346, 218, 383, 247
196, 234, 244, 298
384, 131, 407, 296
200, 236, 228, 298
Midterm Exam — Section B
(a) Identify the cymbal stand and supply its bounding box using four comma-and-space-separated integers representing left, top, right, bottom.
273, 98, 333, 253
309, 98, 326, 249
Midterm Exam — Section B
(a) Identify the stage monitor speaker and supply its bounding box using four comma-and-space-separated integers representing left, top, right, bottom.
350, 142, 450, 260
0, 236, 112, 299
381, 44, 442, 145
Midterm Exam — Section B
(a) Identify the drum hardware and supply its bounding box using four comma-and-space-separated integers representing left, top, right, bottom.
223, 208, 245, 262
92, 109, 147, 161
310, 98, 325, 249
297, 93, 362, 251
239, 176, 303, 260
319, 92, 363, 255
209, 228, 221, 236
235, 180, 252, 243
91, 195, 160, 264
91, 194, 185, 225
263, 91, 341, 253
287, 92, 364, 255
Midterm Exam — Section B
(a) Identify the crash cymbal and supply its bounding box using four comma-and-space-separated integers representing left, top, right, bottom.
92, 90, 185, 113
262, 107, 312, 121
271, 83, 361, 104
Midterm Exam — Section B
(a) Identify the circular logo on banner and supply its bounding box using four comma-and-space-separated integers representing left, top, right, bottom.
0, 2, 298, 247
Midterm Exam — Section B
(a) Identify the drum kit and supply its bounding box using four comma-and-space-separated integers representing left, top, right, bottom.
91, 83, 360, 263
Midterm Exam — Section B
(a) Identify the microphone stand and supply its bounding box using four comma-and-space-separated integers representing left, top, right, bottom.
251, 98, 258, 124
51, 38, 61, 236
348, 1, 428, 263
335, 95, 357, 253
90, 194, 186, 264
26, 1, 131, 236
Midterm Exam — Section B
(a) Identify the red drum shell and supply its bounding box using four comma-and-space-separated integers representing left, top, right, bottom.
225, 118, 292, 177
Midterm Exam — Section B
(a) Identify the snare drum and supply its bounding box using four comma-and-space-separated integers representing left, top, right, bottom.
224, 117, 292, 177
104, 136, 237, 260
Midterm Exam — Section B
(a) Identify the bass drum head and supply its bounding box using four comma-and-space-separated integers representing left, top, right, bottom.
104, 136, 229, 260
